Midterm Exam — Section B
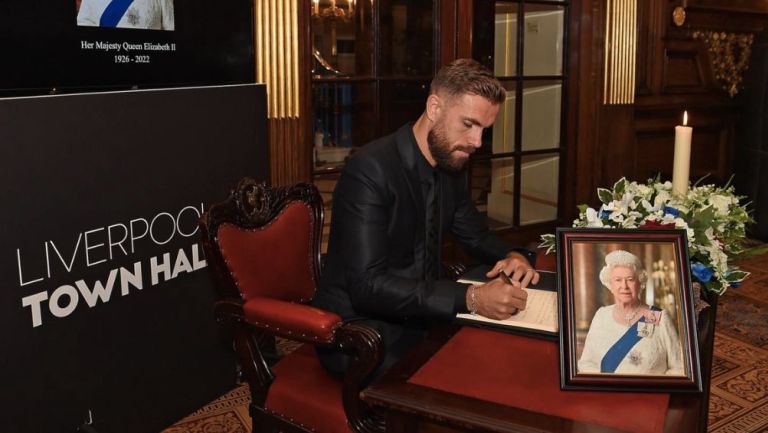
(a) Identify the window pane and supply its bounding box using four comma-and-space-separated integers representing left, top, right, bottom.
494, 2, 518, 77
313, 81, 376, 153
522, 4, 564, 76
490, 86, 517, 155
311, 0, 374, 76
469, 158, 491, 213
485, 156, 516, 228
379, 0, 434, 76
379, 79, 430, 136
521, 80, 561, 151
520, 153, 559, 225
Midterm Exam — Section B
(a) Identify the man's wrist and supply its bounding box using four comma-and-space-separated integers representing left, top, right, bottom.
467, 284, 479, 315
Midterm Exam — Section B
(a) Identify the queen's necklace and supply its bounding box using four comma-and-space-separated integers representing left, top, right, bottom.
617, 305, 641, 326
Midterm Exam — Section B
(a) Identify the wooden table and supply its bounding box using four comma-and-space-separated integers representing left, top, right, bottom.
362, 324, 710, 433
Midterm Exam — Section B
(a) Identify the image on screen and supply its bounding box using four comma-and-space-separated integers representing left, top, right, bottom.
75, 0, 175, 31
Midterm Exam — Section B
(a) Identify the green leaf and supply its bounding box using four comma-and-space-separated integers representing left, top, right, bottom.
538, 234, 557, 254
577, 204, 589, 215
696, 205, 716, 228
598, 188, 614, 204
725, 270, 749, 282
613, 178, 627, 196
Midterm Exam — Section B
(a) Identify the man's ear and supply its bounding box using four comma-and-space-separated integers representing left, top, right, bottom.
425, 94, 441, 123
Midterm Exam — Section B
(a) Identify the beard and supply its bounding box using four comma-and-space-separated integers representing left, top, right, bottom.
427, 122, 475, 173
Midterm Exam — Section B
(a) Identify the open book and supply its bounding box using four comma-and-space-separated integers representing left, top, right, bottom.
455, 265, 559, 338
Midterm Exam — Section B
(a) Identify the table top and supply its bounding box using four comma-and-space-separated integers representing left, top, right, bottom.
362, 325, 707, 433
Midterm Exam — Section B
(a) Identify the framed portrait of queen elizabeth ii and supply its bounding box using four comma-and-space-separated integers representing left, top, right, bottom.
556, 228, 702, 392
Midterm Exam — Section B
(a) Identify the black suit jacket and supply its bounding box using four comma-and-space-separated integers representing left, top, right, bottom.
314, 124, 522, 374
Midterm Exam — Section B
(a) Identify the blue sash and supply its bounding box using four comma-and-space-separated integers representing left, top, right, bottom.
600, 306, 661, 373
100, 0, 135, 27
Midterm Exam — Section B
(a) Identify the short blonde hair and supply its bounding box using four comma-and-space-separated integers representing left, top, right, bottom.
430, 58, 505, 105
598, 250, 647, 288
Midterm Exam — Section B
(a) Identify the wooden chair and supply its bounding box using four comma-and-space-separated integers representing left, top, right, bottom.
199, 177, 385, 433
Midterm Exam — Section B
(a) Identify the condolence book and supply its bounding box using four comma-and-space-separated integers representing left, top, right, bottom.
456, 265, 558, 337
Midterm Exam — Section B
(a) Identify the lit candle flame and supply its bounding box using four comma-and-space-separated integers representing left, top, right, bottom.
683, 110, 688, 126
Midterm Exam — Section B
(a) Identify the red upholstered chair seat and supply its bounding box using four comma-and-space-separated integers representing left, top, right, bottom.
199, 178, 384, 433
266, 345, 351, 433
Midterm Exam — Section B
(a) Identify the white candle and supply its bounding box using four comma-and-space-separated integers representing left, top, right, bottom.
672, 111, 693, 196
313, 0, 319, 15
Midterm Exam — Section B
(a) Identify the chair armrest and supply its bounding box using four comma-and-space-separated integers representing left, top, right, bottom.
243, 297, 342, 344
337, 322, 386, 433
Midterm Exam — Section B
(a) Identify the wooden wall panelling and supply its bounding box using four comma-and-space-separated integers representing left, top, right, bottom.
633, 106, 734, 183
438, 0, 458, 64
735, 30, 768, 239
635, 0, 657, 96
661, 39, 711, 94
562, 0, 605, 219
455, 0, 474, 59
562, 0, 768, 222
626, 0, 761, 191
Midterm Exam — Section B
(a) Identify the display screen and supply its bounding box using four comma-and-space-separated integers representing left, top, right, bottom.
0, 0, 255, 96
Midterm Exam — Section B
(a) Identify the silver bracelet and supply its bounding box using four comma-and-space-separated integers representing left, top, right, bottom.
469, 285, 478, 315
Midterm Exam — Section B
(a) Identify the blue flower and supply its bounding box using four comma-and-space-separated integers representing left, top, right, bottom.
600, 210, 611, 219
691, 263, 714, 284
663, 206, 680, 217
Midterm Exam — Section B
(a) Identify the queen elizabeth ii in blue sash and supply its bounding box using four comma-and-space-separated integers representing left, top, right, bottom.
578, 250, 684, 375
77, 0, 175, 31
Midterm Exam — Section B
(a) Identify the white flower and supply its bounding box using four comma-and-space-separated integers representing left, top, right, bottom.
673, 217, 688, 228
585, 208, 604, 227
641, 199, 655, 212
710, 194, 731, 216
541, 176, 751, 295
635, 183, 652, 197
654, 190, 671, 209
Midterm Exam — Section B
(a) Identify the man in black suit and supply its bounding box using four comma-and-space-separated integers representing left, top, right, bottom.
314, 59, 540, 378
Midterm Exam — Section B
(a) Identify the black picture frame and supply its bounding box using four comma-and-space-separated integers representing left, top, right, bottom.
557, 228, 702, 392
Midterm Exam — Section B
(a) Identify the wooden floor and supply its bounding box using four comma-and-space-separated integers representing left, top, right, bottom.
162, 249, 768, 433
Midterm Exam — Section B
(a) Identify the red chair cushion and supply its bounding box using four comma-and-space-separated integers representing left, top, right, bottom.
217, 202, 317, 302
266, 345, 351, 433
243, 297, 342, 343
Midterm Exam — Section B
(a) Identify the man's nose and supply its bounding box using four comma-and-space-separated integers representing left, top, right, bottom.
468, 127, 483, 147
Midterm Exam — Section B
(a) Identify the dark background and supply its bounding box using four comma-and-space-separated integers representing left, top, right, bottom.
736, 30, 768, 241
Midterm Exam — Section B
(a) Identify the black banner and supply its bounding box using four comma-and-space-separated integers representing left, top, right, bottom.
0, 84, 268, 432
0, 0, 254, 96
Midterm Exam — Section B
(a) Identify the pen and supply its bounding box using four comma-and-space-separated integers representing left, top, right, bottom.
498, 270, 513, 285
499, 270, 521, 315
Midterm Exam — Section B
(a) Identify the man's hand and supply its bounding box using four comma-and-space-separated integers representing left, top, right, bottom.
486, 251, 539, 288
467, 278, 528, 320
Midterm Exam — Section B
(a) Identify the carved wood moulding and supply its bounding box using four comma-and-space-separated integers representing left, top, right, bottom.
692, 30, 754, 97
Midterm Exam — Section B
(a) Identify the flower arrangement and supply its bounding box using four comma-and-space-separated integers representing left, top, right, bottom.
539, 176, 753, 295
